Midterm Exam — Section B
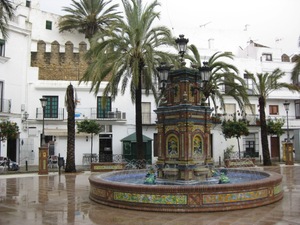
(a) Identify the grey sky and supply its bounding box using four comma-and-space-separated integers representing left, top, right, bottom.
40, 0, 300, 55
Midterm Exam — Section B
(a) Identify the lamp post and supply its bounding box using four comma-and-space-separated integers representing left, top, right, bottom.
283, 101, 293, 165
40, 97, 47, 147
283, 101, 290, 142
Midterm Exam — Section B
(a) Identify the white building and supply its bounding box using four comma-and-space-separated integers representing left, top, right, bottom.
0, 0, 299, 167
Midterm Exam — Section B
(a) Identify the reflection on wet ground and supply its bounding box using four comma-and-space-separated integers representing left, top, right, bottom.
0, 166, 299, 225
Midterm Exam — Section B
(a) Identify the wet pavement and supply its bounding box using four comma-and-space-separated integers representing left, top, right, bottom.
0, 165, 299, 225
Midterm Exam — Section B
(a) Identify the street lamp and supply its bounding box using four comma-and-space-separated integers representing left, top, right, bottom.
175, 34, 189, 66
40, 97, 47, 147
283, 101, 290, 142
157, 62, 173, 90
199, 62, 211, 85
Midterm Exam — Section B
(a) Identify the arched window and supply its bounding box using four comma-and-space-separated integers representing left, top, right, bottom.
281, 54, 290, 62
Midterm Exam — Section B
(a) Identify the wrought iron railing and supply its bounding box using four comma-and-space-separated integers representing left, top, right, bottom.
36, 108, 65, 120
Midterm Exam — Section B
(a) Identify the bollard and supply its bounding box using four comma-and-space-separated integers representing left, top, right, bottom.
58, 153, 61, 175
25, 160, 28, 171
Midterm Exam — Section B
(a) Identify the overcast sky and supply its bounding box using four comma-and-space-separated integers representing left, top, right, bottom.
40, 0, 300, 55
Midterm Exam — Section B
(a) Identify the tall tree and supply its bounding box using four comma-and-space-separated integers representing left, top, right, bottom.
0, 0, 15, 39
65, 84, 77, 172
186, 45, 250, 112
81, 0, 174, 163
58, 0, 121, 41
246, 68, 300, 165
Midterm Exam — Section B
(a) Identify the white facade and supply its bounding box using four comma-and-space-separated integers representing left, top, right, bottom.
0, 0, 299, 167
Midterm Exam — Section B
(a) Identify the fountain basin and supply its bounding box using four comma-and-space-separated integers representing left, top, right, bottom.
89, 169, 283, 212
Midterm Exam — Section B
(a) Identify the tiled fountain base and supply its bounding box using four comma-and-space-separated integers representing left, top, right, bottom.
89, 169, 283, 212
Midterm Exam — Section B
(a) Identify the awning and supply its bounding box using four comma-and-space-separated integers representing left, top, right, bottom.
45, 129, 88, 137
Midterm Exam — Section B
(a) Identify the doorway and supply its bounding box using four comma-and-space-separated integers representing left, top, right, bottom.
271, 136, 280, 160
99, 134, 112, 162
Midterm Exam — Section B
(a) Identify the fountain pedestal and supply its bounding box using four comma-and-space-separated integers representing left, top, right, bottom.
155, 68, 213, 182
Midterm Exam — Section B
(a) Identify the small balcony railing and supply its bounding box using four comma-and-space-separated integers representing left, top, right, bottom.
71, 108, 126, 121
36, 108, 65, 120
90, 108, 126, 121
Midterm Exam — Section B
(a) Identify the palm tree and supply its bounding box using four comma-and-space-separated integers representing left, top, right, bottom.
186, 44, 250, 112
291, 54, 300, 84
81, 0, 174, 163
246, 68, 300, 165
65, 83, 77, 172
58, 0, 121, 41
0, 0, 15, 39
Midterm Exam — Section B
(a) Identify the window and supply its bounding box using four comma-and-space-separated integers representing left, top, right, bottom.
97, 97, 111, 118
244, 74, 254, 94
44, 96, 58, 118
243, 133, 259, 157
0, 81, 3, 112
26, 0, 31, 7
0, 39, 5, 57
142, 102, 151, 124
269, 105, 278, 115
46, 20, 52, 30
281, 54, 290, 62
295, 100, 300, 119
224, 103, 236, 115
262, 53, 272, 61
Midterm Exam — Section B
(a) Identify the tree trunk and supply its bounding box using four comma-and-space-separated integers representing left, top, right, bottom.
236, 137, 241, 159
90, 133, 93, 163
65, 84, 76, 172
135, 67, 144, 166
259, 96, 272, 166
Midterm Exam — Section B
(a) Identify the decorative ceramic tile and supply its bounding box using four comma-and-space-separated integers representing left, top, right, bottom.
274, 183, 283, 195
90, 186, 106, 198
188, 194, 201, 205
202, 189, 269, 204
114, 192, 187, 205
92, 164, 123, 170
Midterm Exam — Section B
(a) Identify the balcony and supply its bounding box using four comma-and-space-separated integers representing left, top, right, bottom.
36, 107, 126, 122
36, 108, 65, 121
0, 99, 11, 113
72, 108, 126, 122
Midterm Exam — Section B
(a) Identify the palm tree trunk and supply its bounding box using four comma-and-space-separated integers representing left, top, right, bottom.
136, 67, 144, 165
259, 96, 272, 165
65, 84, 76, 172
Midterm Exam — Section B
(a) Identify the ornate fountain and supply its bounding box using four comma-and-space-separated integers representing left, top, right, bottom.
89, 35, 283, 212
